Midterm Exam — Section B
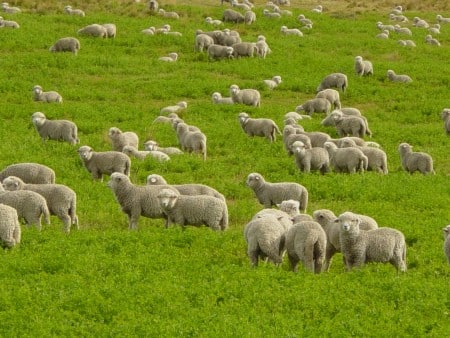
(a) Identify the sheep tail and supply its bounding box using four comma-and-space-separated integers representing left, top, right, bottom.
42, 204, 51, 225
201, 139, 207, 161
299, 189, 308, 213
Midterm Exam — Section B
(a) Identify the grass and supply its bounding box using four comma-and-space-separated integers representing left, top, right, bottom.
0, 0, 450, 336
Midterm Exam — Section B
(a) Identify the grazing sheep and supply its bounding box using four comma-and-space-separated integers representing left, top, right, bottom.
296, 98, 331, 115
238, 112, 281, 142
338, 211, 407, 272
32, 85, 62, 103
425, 34, 441, 46
2, 176, 78, 233
160, 101, 187, 115
207, 44, 234, 60
0, 163, 55, 184
244, 10, 256, 25
323, 142, 368, 173
354, 56, 373, 76
231, 42, 258, 58
108, 127, 139, 152
398, 143, 434, 175
64, 5, 85, 16
436, 14, 450, 24
316, 89, 341, 110
143, 140, 183, 155
263, 75, 282, 90
49, 37, 80, 55
292, 141, 330, 174
0, 16, 19, 28
230, 84, 260, 107
0, 183, 50, 230
398, 39, 416, 47
195, 33, 215, 52
222, 9, 245, 23
78, 24, 108, 38
387, 69, 412, 83
263, 9, 281, 19
246, 173, 308, 213
327, 136, 372, 148
327, 110, 372, 138
176, 122, 207, 160
339, 139, 388, 174
394, 24, 412, 36
77, 145, 131, 181
158, 8, 180, 19
376, 30, 390, 39
255, 35, 271, 59
205, 17, 223, 26
159, 52, 178, 62
102, 23, 117, 38
122, 145, 170, 162
211, 92, 234, 104
280, 25, 303, 36
443, 225, 450, 265
441, 108, 450, 135
157, 189, 228, 230
31, 112, 79, 145
0, 204, 20, 248
107, 173, 179, 230
317, 73, 348, 93
148, 0, 159, 12
285, 220, 327, 273
339, 107, 362, 116
1, 2, 20, 14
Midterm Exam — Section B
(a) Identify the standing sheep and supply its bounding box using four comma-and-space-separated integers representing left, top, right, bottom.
32, 85, 62, 103
398, 143, 434, 175
0, 204, 21, 248
49, 37, 80, 55
328, 110, 372, 138
323, 142, 368, 173
316, 89, 341, 110
148, 0, 159, 12
354, 56, 373, 76
255, 35, 271, 59
0, 163, 55, 184
102, 24, 117, 38
230, 84, 260, 107
246, 173, 308, 213
317, 73, 348, 93
339, 139, 388, 174
231, 42, 258, 58
78, 24, 108, 38
207, 44, 234, 60
387, 69, 412, 83
238, 112, 281, 142
441, 108, 450, 135
292, 141, 330, 174
176, 122, 207, 160
223, 9, 245, 23
443, 225, 450, 265
31, 112, 79, 145
195, 33, 215, 52
108, 127, 139, 152
296, 98, 331, 115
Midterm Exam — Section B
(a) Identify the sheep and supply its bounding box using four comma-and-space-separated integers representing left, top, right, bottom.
296, 98, 331, 116
398, 39, 416, 47
398, 142, 435, 175
297, 130, 331, 148
297, 14, 313, 26
207, 44, 234, 60
220, 33, 241, 46
263, 75, 282, 90
1, 2, 20, 14
0, 183, 50, 230
195, 33, 215, 52
0, 204, 20, 248
376, 30, 390, 39
211, 92, 234, 104
246, 173, 308, 213
425, 34, 441, 46
176, 122, 207, 160
263, 9, 281, 19
413, 17, 429, 28
323, 142, 368, 173
244, 10, 256, 25
231, 0, 251, 11
143, 140, 183, 155
152, 113, 180, 124
0, 16, 19, 28
428, 24, 441, 35
255, 35, 271, 59
77, 145, 131, 181
157, 188, 228, 231
122, 145, 170, 162
148, 0, 159, 12
108, 127, 139, 152
387, 69, 412, 83
441, 108, 450, 135
222, 9, 245, 23
311, 5, 323, 13
326, 110, 372, 138
0, 163, 55, 184
32, 85, 62, 103
147, 174, 225, 201
394, 24, 412, 36
376, 22, 395, 31
390, 5, 403, 15
64, 5, 85, 17
338, 211, 407, 272
172, 118, 201, 134
158, 8, 179, 19
31, 112, 79, 145
107, 172, 179, 230
141, 26, 155, 35
276, 199, 301, 218
160, 101, 187, 115
230, 84, 260, 107
316, 89, 341, 110
205, 17, 223, 26
238, 112, 281, 142
317, 73, 348, 93
443, 225, 450, 265
285, 220, 327, 273
284, 112, 311, 122
339, 138, 388, 174
159, 52, 178, 62
280, 25, 303, 36
232, 42, 258, 58
102, 24, 117, 38
313, 209, 379, 271
389, 13, 408, 22
436, 14, 450, 24
327, 136, 377, 148
78, 24, 108, 38
354, 56, 373, 76
283, 125, 312, 156
49, 37, 80, 55
292, 141, 330, 174
2, 176, 78, 233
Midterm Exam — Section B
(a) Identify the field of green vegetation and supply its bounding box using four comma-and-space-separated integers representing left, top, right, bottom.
0, 0, 449, 335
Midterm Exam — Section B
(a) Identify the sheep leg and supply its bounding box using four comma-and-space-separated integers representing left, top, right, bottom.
324, 245, 337, 271
127, 214, 139, 230
288, 254, 299, 272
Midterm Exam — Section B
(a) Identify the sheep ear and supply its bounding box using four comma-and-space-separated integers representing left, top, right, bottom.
444, 227, 449, 233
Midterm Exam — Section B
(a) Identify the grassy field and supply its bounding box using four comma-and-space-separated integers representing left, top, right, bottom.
0, 0, 449, 336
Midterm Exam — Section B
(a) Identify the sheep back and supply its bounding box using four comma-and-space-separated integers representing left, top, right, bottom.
0, 163, 55, 184
0, 203, 21, 248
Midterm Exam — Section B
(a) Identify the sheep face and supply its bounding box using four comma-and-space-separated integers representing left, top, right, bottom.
238, 112, 249, 124
31, 112, 46, 127
144, 140, 158, 151
338, 212, 360, 233
230, 84, 240, 96
277, 200, 300, 217
443, 225, 450, 240
398, 142, 412, 155
107, 172, 129, 190
78, 146, 93, 161
246, 173, 264, 189
157, 189, 178, 209
1, 176, 23, 191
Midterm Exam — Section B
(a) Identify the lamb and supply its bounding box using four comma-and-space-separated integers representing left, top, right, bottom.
428, 24, 441, 35
354, 56, 373, 76
255, 35, 271, 59
327, 136, 374, 148
211, 92, 234, 104
238, 112, 281, 142
263, 75, 282, 90
102, 24, 117, 38
296, 98, 331, 115
231, 0, 251, 11
443, 225, 450, 265
425, 34, 441, 46
394, 24, 412, 36
323, 142, 368, 173
1, 2, 20, 14
107, 172, 179, 230
297, 130, 331, 148
441, 108, 450, 135
311, 5, 323, 13
77, 145, 131, 181
160, 101, 187, 115
64, 5, 85, 17
277, 200, 301, 218
338, 211, 407, 272
285, 220, 327, 273
292, 141, 330, 174
49, 37, 80, 55
2, 176, 78, 233
263, 9, 281, 19
327, 110, 372, 138
436, 14, 450, 24
147, 174, 225, 201
284, 112, 311, 122
0, 183, 50, 230
339, 138, 388, 174
390, 5, 403, 15
0, 16, 19, 28
246, 173, 308, 213
244, 10, 256, 25
316, 89, 341, 110
159, 52, 178, 62
297, 14, 312, 26
31, 112, 79, 145
389, 13, 408, 22
176, 122, 207, 160
222, 9, 245, 23
413, 17, 429, 28
148, 0, 159, 12
122, 145, 170, 162
230, 84, 260, 107
158, 8, 180, 19
207, 44, 234, 60
195, 33, 214, 52
398, 142, 434, 175
108, 127, 139, 152
205, 17, 223, 26
232, 42, 258, 58
376, 30, 390, 39
398, 39, 416, 47
78, 24, 108, 38
141, 26, 155, 35
0, 163, 55, 184
387, 69, 412, 83
0, 204, 20, 248
317, 73, 348, 93
32, 85, 62, 103
157, 188, 228, 231
280, 25, 303, 36
376, 22, 395, 31
283, 125, 312, 156
143, 140, 183, 155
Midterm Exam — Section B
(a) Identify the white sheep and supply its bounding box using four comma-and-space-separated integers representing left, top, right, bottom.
0, 16, 19, 28
49, 37, 80, 55
238, 112, 281, 142
102, 24, 117, 38
413, 17, 429, 28
0, 203, 20, 248
292, 141, 330, 174
283, 125, 311, 155
277, 199, 301, 218
354, 56, 373, 76
425, 34, 441, 46
176, 122, 207, 160
443, 225, 450, 265
159, 52, 178, 62
311, 5, 323, 13
323, 142, 368, 173
255, 35, 271, 59
78, 24, 108, 38
436, 14, 450, 24
389, 13, 408, 22
152, 113, 180, 124
122, 145, 170, 162
211, 92, 234, 104
297, 14, 312, 26
148, 0, 159, 12
160, 101, 187, 115
205, 16, 223, 26
222, 9, 245, 23
157, 188, 228, 230
246, 173, 308, 213
1, 2, 20, 14
390, 5, 403, 15
108, 127, 139, 152
394, 24, 412, 36
0, 163, 55, 184
441, 108, 450, 135
207, 44, 234, 60
387, 69, 412, 83
296, 98, 331, 115
398, 39, 416, 47
263, 75, 282, 90
230, 84, 260, 107
338, 211, 407, 272
31, 112, 79, 145
376, 30, 390, 39
244, 10, 256, 25
263, 9, 281, 19
195, 33, 214, 52
398, 143, 434, 175
339, 138, 388, 174
77, 145, 131, 181
316, 89, 341, 110
158, 8, 180, 19
143, 140, 183, 155
327, 110, 372, 138
231, 42, 258, 58
2, 176, 78, 233
376, 22, 395, 31
280, 25, 303, 36
32, 85, 62, 103
64, 5, 85, 17
141, 26, 155, 35
428, 24, 441, 35
317, 73, 348, 92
